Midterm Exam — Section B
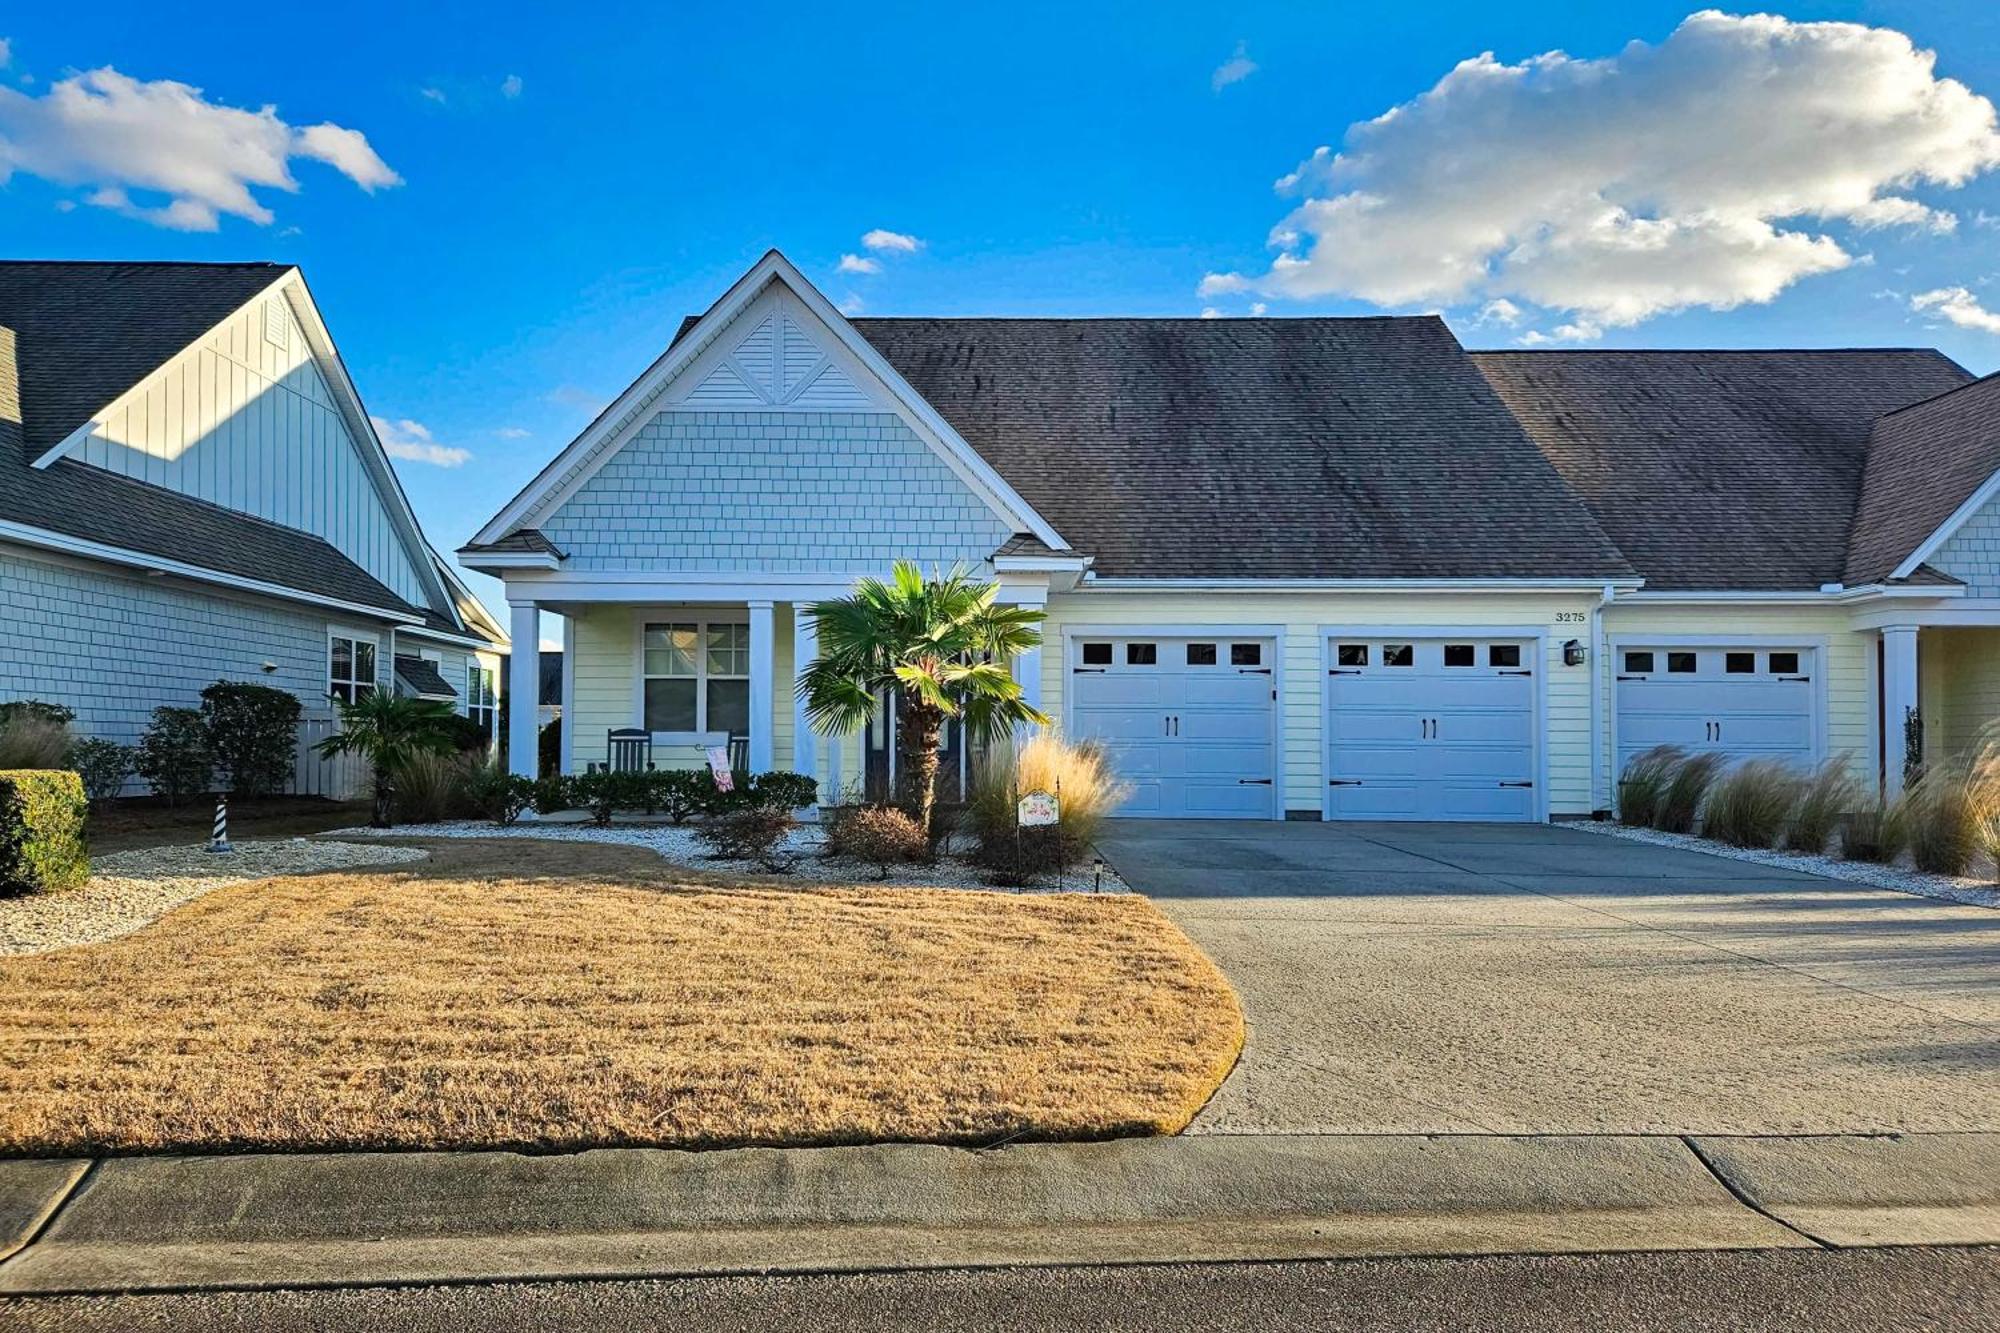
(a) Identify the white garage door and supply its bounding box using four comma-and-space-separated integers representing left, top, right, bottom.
1070, 634, 1278, 819
1325, 637, 1538, 822
1614, 645, 1817, 776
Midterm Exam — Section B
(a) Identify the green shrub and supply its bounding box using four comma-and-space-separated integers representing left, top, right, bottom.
695, 805, 796, 870
827, 804, 929, 877
464, 761, 536, 826
1841, 803, 1906, 864
199, 682, 302, 798
435, 713, 495, 755
968, 733, 1129, 880
133, 706, 214, 806
0, 700, 76, 728
0, 770, 88, 895
392, 749, 470, 824
1702, 759, 1802, 849
538, 719, 561, 777
0, 713, 74, 770
66, 737, 134, 803
646, 768, 706, 824
1786, 756, 1862, 855
1616, 746, 1684, 827
1655, 751, 1725, 834
532, 773, 579, 815
743, 770, 818, 812
574, 769, 651, 826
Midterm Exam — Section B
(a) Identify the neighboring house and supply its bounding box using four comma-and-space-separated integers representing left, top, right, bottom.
0, 261, 508, 795
463, 250, 2000, 822
539, 649, 563, 728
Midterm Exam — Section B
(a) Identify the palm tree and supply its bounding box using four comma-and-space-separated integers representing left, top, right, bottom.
801, 562, 1049, 836
314, 692, 459, 828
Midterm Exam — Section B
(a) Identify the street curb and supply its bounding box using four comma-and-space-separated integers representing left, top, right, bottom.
1689, 1133, 2000, 1248
0, 1134, 1817, 1295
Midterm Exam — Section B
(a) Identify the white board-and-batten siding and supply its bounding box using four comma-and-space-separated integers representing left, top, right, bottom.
65, 294, 428, 606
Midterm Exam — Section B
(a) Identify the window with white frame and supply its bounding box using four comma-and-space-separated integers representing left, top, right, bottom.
328, 632, 378, 703
466, 663, 497, 732
643, 621, 750, 736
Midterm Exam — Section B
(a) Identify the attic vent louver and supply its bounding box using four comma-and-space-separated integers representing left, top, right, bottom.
263, 297, 288, 351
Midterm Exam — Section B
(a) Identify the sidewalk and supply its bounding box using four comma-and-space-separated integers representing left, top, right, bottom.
2, 1132, 1994, 1295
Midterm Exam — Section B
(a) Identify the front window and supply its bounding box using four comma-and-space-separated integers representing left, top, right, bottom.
329, 633, 377, 704
644, 620, 750, 735
466, 665, 497, 733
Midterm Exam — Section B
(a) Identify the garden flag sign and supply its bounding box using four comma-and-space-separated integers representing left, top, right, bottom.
1017, 789, 1059, 827
706, 746, 734, 792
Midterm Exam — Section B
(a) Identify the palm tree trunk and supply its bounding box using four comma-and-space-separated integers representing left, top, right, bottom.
895, 698, 944, 836
372, 772, 394, 829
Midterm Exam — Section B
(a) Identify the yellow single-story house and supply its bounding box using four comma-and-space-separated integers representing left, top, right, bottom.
464, 251, 2000, 822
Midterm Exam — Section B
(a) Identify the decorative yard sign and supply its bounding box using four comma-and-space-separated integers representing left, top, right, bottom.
1017, 790, 1059, 827
706, 746, 734, 792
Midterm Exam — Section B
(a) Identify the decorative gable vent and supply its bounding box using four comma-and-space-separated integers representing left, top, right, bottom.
262, 297, 289, 351
676, 301, 875, 410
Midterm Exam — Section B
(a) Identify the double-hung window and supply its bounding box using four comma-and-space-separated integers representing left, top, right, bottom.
328, 632, 378, 703
466, 664, 497, 732
643, 621, 750, 736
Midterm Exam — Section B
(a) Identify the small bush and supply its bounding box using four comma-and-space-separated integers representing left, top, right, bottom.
538, 719, 561, 777
0, 700, 75, 729
66, 738, 134, 803
574, 769, 651, 826
743, 770, 818, 812
1786, 757, 1862, 855
464, 762, 536, 826
968, 733, 1129, 879
532, 773, 580, 816
0, 714, 74, 770
133, 707, 214, 806
828, 804, 929, 878
1655, 751, 1725, 834
647, 769, 707, 824
1900, 765, 1980, 877
436, 713, 495, 755
392, 750, 470, 824
1702, 759, 1802, 849
695, 805, 796, 870
1617, 746, 1684, 827
199, 681, 302, 798
1841, 803, 1906, 864
0, 770, 88, 895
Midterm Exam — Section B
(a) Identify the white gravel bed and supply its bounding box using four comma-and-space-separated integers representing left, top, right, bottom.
330, 820, 1130, 894
0, 839, 432, 956
1568, 820, 1999, 909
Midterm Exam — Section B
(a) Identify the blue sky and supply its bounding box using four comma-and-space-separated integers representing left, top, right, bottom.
4, 2, 2000, 633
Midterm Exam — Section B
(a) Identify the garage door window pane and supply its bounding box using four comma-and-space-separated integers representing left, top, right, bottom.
1769, 652, 1800, 674
1726, 652, 1754, 674
1338, 644, 1368, 667
1668, 652, 1697, 673
1384, 644, 1414, 667
1186, 643, 1217, 666
1230, 643, 1262, 666
1082, 643, 1112, 665
1126, 643, 1158, 666
1489, 645, 1521, 667
1623, 651, 1654, 673
1443, 644, 1474, 667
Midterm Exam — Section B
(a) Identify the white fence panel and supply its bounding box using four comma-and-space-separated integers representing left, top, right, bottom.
294, 717, 370, 801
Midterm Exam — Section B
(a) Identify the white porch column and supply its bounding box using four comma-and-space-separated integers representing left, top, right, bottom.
748, 600, 775, 772
1013, 645, 1044, 730
507, 600, 541, 782
791, 606, 818, 787
1882, 625, 1920, 798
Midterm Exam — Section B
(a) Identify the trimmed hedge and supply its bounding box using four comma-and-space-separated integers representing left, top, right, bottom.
0, 770, 89, 895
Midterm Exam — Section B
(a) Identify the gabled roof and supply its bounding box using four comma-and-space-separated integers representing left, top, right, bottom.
393, 654, 457, 699
1846, 372, 2000, 586
1473, 349, 1974, 592
852, 316, 1635, 581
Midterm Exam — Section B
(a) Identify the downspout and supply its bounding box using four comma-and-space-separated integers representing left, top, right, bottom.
1590, 582, 1615, 818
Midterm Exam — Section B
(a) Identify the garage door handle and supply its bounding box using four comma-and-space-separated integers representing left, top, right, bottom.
1329, 779, 1363, 787
1073, 667, 1106, 674
1238, 667, 1272, 675
1329, 668, 1361, 675
1497, 669, 1533, 676
1779, 675, 1810, 682
1616, 674, 1647, 681
1238, 778, 1273, 785
1499, 781, 1534, 788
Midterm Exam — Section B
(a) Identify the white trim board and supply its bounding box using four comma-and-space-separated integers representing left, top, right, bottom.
472, 250, 1068, 552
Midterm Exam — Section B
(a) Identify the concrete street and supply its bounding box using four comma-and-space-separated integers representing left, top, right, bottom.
1100, 819, 2000, 1135
6, 1248, 1995, 1332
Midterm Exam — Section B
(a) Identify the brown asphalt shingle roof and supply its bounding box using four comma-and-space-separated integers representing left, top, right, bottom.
1472, 349, 1974, 591
1846, 372, 2000, 586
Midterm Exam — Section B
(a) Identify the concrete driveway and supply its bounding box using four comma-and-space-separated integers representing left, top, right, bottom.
1097, 821, 2000, 1136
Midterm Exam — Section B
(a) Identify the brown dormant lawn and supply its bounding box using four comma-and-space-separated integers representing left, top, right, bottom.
0, 838, 1242, 1156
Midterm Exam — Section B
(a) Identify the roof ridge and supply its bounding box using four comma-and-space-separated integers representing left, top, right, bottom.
1874, 366, 2000, 419
0, 259, 288, 269
848, 314, 1441, 325
1470, 346, 1953, 357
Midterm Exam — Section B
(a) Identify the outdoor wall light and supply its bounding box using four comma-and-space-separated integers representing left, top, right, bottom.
1562, 639, 1587, 667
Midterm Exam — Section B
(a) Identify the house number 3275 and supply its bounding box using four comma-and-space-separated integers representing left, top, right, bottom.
1554, 611, 1586, 623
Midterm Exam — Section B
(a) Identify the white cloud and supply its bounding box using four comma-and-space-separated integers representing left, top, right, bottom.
1249, 302, 1268, 316
838, 293, 865, 316
861, 228, 922, 254
1516, 319, 1604, 346
420, 86, 447, 104
1202, 12, 2000, 330
494, 426, 530, 439
0, 39, 11, 69
1476, 298, 1523, 326
837, 253, 881, 275
1212, 41, 1258, 92
1200, 307, 1223, 319
0, 66, 400, 230
371, 416, 471, 467
1911, 285, 2000, 333
500, 74, 523, 99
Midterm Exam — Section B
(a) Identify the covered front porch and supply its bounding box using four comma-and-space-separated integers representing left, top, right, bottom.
1874, 617, 2000, 794
503, 577, 1048, 802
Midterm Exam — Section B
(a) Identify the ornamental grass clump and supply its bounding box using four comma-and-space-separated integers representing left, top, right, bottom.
1786, 757, 1862, 855
1616, 746, 1683, 827
1701, 759, 1802, 849
0, 714, 73, 771
392, 750, 471, 824
1898, 762, 1980, 877
969, 733, 1130, 880
1654, 751, 1725, 835
1840, 801, 1906, 865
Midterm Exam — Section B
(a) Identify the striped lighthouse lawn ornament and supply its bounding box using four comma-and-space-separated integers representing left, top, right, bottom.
207, 795, 234, 854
